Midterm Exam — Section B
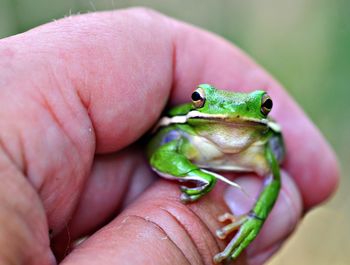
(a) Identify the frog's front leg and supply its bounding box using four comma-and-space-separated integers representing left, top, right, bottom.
150, 138, 217, 203
214, 146, 281, 263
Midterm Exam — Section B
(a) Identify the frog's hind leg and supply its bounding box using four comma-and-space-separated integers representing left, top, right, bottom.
179, 171, 218, 202
150, 138, 217, 203
213, 146, 281, 263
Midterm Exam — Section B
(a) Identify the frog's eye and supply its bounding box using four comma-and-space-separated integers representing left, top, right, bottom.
191, 88, 206, 108
261, 94, 273, 115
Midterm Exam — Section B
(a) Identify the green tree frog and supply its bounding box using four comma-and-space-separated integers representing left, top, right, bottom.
147, 84, 284, 263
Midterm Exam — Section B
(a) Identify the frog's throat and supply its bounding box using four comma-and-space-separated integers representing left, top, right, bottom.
156, 110, 279, 130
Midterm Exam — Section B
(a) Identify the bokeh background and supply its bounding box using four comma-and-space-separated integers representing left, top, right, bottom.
0, 0, 349, 264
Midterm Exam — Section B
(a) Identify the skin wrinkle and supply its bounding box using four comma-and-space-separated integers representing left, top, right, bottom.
169, 20, 178, 99
127, 214, 192, 265
0, 138, 21, 174
0, 150, 53, 265
25, 88, 67, 192
158, 198, 222, 264
3, 44, 94, 200
24, 57, 95, 233
159, 207, 204, 265
37, 92, 84, 180
119, 179, 231, 264
17, 131, 28, 179
41, 133, 88, 231
184, 205, 222, 257
45, 57, 95, 156
74, 74, 93, 126
0, 84, 29, 175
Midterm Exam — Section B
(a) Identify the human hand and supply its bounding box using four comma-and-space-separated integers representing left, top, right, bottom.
0, 8, 338, 265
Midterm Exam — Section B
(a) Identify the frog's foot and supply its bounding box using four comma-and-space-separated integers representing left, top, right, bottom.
179, 175, 214, 203
213, 212, 264, 264
218, 212, 236, 224
179, 182, 209, 203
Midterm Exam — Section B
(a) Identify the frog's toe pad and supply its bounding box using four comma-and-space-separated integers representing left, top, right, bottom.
180, 193, 191, 203
213, 252, 229, 264
180, 193, 201, 203
216, 228, 226, 240
218, 212, 236, 223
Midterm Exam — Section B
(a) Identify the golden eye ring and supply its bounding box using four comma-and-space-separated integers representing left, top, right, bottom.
261, 94, 273, 115
191, 87, 206, 108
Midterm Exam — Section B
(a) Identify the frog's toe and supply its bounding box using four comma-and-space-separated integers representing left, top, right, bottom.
216, 214, 247, 240
216, 228, 227, 240
213, 251, 230, 264
180, 192, 202, 203
179, 184, 207, 202
179, 184, 204, 203
180, 185, 202, 193
214, 229, 246, 263
218, 212, 236, 223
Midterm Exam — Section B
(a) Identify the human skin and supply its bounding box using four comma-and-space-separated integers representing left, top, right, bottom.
0, 8, 338, 265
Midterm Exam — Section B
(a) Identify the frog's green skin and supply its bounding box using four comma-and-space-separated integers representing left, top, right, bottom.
147, 84, 284, 263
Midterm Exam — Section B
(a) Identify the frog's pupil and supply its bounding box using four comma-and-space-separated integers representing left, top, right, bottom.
192, 92, 202, 101
263, 99, 273, 109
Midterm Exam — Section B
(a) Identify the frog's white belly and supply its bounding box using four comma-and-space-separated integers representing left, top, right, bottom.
187, 134, 269, 176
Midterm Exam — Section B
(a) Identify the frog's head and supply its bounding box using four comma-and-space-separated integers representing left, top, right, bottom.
188, 84, 273, 125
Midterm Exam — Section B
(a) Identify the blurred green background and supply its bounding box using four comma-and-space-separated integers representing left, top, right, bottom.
1, 0, 348, 264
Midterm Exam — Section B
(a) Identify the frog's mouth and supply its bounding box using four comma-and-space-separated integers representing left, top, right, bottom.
155, 110, 280, 132
186, 110, 269, 126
